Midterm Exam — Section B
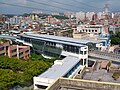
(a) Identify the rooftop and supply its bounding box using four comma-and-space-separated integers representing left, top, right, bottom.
46, 78, 120, 90
83, 62, 120, 83
20, 33, 98, 47
0, 35, 16, 40
38, 56, 80, 80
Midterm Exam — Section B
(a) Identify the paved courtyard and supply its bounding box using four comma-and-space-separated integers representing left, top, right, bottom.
83, 63, 120, 83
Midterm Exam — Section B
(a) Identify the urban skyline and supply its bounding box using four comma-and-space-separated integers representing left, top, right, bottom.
0, 0, 120, 90
0, 0, 120, 14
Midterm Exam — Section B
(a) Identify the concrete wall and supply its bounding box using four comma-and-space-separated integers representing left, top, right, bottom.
0, 41, 30, 59
8, 45, 30, 59
45, 78, 60, 90
79, 66, 86, 79
8, 45, 17, 58
0, 42, 10, 56
46, 78, 120, 90
87, 61, 98, 72
73, 33, 88, 39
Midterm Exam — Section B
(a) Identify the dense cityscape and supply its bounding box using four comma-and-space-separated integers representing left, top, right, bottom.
0, 0, 120, 90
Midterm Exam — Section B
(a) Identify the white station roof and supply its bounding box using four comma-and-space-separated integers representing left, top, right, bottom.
38, 56, 80, 80
20, 33, 98, 47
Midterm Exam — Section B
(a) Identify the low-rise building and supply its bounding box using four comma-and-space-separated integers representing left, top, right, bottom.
0, 38, 30, 59
8, 45, 30, 59
74, 24, 111, 51
77, 24, 104, 35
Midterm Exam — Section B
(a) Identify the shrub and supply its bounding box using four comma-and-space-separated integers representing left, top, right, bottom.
112, 72, 120, 80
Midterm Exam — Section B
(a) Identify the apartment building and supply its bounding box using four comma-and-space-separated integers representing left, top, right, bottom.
77, 24, 104, 35
8, 45, 30, 59
0, 39, 30, 59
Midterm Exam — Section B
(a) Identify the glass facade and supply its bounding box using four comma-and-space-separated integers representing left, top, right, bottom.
30, 38, 62, 57
63, 44, 80, 54
86, 42, 97, 50
44, 45, 62, 57
31, 39, 45, 53
19, 36, 85, 57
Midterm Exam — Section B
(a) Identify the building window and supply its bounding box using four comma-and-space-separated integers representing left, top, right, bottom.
12, 54, 17, 57
24, 37, 31, 43
84, 59, 87, 65
80, 59, 83, 64
0, 53, 5, 56
80, 51, 83, 55
20, 57, 24, 59
95, 30, 97, 32
76, 48, 79, 54
19, 52, 23, 56
0, 47, 4, 50
92, 30, 94, 32
84, 51, 87, 55
25, 50, 29, 53
12, 49, 17, 53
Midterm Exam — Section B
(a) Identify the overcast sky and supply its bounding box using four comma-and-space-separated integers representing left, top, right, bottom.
0, 0, 120, 14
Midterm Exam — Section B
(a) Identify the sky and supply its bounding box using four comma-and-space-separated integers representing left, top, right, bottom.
0, 0, 120, 14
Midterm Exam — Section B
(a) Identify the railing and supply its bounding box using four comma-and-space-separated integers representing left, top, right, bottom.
89, 50, 120, 61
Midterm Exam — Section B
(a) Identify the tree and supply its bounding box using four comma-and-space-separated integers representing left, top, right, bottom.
0, 69, 17, 89
110, 32, 120, 45
0, 55, 53, 89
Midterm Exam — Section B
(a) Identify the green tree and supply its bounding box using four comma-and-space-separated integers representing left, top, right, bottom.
0, 55, 53, 89
110, 32, 120, 45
